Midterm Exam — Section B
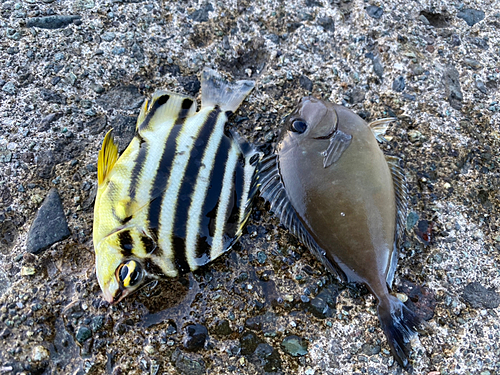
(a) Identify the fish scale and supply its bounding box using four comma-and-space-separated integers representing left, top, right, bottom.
93, 69, 259, 304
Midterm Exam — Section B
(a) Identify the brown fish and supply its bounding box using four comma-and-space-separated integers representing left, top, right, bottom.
258, 97, 419, 368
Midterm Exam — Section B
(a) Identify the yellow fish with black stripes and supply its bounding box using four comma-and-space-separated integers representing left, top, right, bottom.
93, 69, 260, 303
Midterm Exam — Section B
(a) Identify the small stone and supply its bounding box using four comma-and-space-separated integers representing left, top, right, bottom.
457, 8, 485, 27
372, 56, 384, 79
463, 58, 482, 69
177, 75, 201, 96
392, 76, 405, 92
32, 345, 50, 361
76, 326, 92, 343
183, 324, 208, 351
91, 315, 104, 331
299, 75, 313, 91
252, 343, 282, 372
462, 282, 500, 309
112, 47, 126, 55
309, 284, 339, 319
240, 331, 260, 355
96, 85, 143, 111
26, 189, 71, 254
2, 82, 16, 95
408, 130, 422, 143
281, 335, 308, 356
361, 343, 381, 356
366, 5, 383, 19
212, 319, 232, 336
100, 32, 116, 42
172, 348, 206, 375
21, 266, 36, 276
144, 345, 155, 355
90, 83, 105, 94
443, 65, 462, 110
26, 15, 80, 29
257, 251, 267, 264
349, 87, 366, 104
475, 80, 487, 94
317, 16, 334, 32
188, 3, 214, 22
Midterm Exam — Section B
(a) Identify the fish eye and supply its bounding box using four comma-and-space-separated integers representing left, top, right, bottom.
291, 119, 307, 133
116, 260, 143, 288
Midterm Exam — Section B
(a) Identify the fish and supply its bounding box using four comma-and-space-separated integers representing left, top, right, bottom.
93, 69, 260, 304
258, 96, 420, 368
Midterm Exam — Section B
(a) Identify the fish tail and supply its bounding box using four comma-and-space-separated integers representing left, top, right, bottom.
377, 294, 420, 370
201, 68, 254, 112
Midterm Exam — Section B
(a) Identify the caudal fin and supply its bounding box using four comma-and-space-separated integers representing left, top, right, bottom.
377, 295, 420, 369
201, 68, 254, 111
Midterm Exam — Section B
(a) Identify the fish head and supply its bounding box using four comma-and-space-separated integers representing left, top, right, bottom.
280, 96, 339, 148
94, 230, 148, 304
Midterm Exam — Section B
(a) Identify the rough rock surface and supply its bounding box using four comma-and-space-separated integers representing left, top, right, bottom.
1, 0, 499, 374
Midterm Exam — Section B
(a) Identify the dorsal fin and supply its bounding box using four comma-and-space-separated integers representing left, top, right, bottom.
201, 68, 254, 111
368, 118, 397, 143
257, 155, 347, 283
137, 91, 197, 133
97, 130, 118, 185
385, 155, 408, 245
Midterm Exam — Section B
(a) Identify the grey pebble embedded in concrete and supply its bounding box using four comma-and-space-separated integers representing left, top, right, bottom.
26, 189, 70, 254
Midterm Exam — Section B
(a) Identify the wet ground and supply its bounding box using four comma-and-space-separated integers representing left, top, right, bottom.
1, 0, 499, 374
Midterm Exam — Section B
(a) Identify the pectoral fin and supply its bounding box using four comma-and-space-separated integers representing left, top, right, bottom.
322, 130, 352, 168
98, 130, 118, 185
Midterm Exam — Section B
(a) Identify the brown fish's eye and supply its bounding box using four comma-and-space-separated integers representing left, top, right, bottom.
117, 260, 143, 288
291, 119, 307, 133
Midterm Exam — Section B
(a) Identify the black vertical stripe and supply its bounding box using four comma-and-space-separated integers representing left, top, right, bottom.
118, 230, 134, 257
226, 154, 245, 237
138, 94, 170, 132
129, 136, 148, 201
194, 135, 232, 261
171, 107, 222, 272
147, 125, 183, 230
178, 98, 194, 119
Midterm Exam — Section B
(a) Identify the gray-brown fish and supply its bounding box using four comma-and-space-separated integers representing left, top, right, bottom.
258, 97, 419, 368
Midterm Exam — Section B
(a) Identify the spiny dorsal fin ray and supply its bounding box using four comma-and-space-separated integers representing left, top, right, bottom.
258, 155, 347, 283
137, 91, 197, 133
369, 118, 397, 143
98, 129, 118, 185
201, 68, 254, 112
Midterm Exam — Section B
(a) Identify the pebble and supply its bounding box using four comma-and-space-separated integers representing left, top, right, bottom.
183, 324, 208, 351
2, 82, 16, 95
76, 326, 92, 343
172, 348, 206, 375
392, 76, 405, 92
281, 335, 308, 357
212, 319, 232, 336
462, 282, 500, 309
177, 75, 201, 96
188, 3, 214, 23
443, 65, 463, 110
406, 212, 419, 230
32, 345, 50, 361
309, 284, 339, 319
95, 85, 143, 111
252, 343, 282, 372
317, 17, 334, 33
26, 189, 71, 254
240, 331, 260, 355
475, 80, 488, 94
366, 5, 383, 19
463, 58, 482, 69
26, 15, 81, 29
408, 130, 422, 143
457, 8, 485, 27
100, 32, 116, 42
299, 75, 313, 91
361, 343, 381, 356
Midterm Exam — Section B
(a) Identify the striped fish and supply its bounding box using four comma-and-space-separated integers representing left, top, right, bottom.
93, 69, 260, 303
